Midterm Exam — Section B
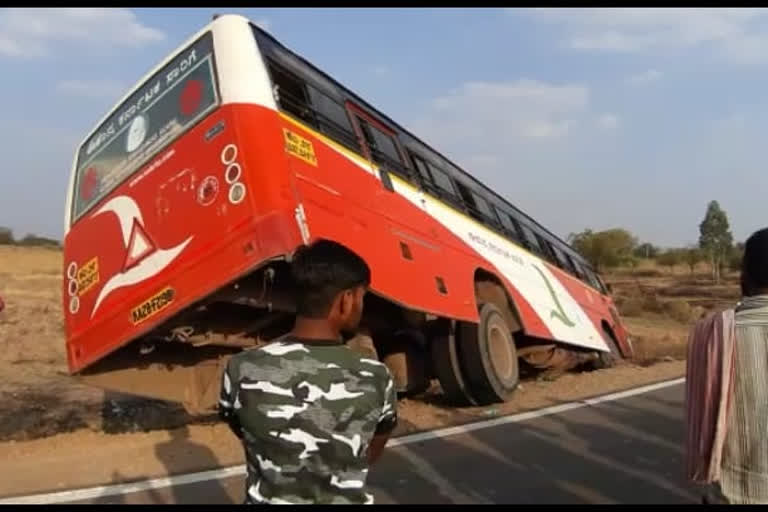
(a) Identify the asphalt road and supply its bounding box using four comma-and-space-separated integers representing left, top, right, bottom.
55, 381, 697, 505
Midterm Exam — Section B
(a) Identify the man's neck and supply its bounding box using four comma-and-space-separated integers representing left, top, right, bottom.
291, 317, 341, 342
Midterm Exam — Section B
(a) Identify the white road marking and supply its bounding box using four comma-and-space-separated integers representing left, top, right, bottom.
0, 377, 685, 505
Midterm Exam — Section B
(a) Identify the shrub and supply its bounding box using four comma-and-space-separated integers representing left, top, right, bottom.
631, 268, 663, 278
618, 296, 644, 317
641, 294, 665, 314
666, 300, 693, 323
0, 227, 13, 245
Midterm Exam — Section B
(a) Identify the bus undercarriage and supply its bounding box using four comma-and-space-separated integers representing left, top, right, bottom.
77, 259, 622, 415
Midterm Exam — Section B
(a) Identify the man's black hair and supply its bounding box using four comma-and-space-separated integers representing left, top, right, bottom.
743, 228, 768, 290
291, 239, 371, 318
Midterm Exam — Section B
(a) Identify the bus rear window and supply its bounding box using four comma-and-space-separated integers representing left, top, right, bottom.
71, 32, 219, 223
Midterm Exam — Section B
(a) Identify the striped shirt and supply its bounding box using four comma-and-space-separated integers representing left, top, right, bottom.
685, 307, 736, 485
719, 295, 768, 504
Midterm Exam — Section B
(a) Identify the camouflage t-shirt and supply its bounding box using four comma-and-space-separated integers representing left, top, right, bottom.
219, 336, 398, 505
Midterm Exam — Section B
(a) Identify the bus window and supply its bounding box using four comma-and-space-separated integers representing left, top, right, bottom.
410, 153, 432, 184
72, 32, 219, 223
522, 226, 540, 253
536, 234, 557, 263
566, 253, 585, 280
471, 191, 496, 222
495, 206, 516, 232
356, 116, 403, 170
426, 162, 457, 196
493, 207, 524, 244
550, 243, 574, 273
593, 272, 609, 295
517, 224, 540, 254
454, 181, 481, 216
583, 266, 602, 290
268, 61, 315, 127
585, 268, 600, 290
306, 86, 357, 150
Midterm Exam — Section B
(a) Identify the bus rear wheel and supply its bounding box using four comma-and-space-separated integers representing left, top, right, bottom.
430, 331, 477, 406
457, 302, 520, 405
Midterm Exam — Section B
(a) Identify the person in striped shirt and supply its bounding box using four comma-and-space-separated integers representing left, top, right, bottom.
686, 227, 768, 504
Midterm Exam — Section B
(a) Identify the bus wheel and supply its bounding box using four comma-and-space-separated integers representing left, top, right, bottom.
458, 302, 519, 405
593, 325, 622, 370
430, 331, 477, 406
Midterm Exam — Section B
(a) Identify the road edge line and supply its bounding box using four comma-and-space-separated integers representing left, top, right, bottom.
0, 376, 685, 504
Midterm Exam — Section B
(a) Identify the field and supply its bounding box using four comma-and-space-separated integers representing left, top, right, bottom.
0, 246, 738, 450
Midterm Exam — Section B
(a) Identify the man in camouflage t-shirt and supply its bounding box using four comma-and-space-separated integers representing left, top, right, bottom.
219, 240, 397, 505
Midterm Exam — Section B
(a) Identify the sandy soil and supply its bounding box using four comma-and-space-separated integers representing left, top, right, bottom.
0, 247, 735, 496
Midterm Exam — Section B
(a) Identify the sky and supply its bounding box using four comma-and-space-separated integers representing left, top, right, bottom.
1, 7, 766, 247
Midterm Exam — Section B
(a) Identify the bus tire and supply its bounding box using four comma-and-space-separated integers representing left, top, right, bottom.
594, 324, 622, 369
430, 332, 477, 406
457, 302, 519, 404
381, 335, 430, 396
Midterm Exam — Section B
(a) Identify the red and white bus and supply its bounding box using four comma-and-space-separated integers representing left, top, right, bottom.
63, 14, 632, 412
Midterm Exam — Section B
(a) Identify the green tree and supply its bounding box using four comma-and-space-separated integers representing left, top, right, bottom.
633, 242, 659, 259
698, 200, 733, 283
657, 249, 682, 273
568, 228, 637, 272
728, 242, 745, 272
682, 246, 703, 275
18, 234, 61, 248
0, 226, 13, 245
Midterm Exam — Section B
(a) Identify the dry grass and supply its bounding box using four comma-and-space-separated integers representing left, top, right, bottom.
627, 268, 664, 278
0, 245, 62, 276
633, 335, 689, 365
666, 300, 693, 323
0, 246, 66, 369
0, 245, 72, 437
606, 260, 740, 365
622, 314, 690, 365
615, 296, 644, 317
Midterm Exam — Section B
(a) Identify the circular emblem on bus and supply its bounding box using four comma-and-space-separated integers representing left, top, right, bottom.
126, 114, 148, 153
180, 79, 203, 117
197, 175, 219, 206
229, 182, 246, 205
225, 163, 241, 184
80, 167, 100, 201
69, 295, 80, 315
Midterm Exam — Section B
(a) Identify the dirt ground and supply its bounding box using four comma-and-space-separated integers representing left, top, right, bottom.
0, 246, 738, 483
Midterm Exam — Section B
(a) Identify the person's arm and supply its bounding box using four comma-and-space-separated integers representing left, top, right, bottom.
218, 364, 243, 440
367, 370, 398, 465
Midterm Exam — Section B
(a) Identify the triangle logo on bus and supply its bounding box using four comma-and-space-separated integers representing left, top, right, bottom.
123, 219, 157, 271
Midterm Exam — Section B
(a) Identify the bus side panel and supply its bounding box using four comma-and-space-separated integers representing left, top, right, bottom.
269, 114, 624, 353
271, 114, 555, 338
544, 264, 632, 356
380, 177, 553, 340
270, 115, 474, 322
64, 105, 301, 373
